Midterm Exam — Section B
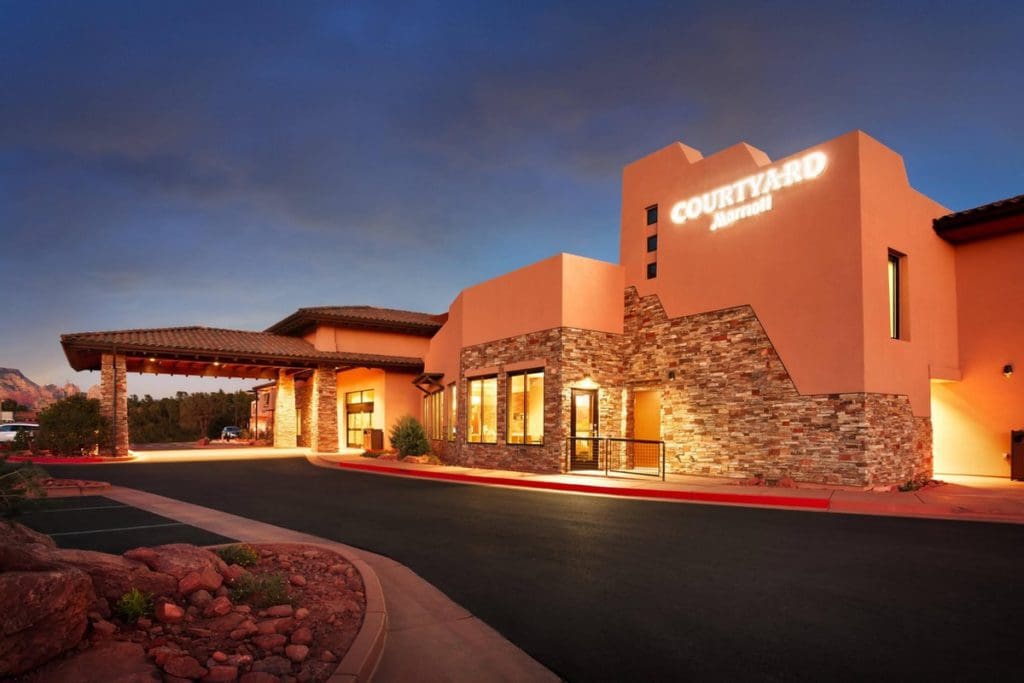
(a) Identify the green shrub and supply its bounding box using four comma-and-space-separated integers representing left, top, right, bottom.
11, 428, 35, 453
217, 543, 260, 567
114, 587, 153, 622
389, 415, 430, 457
0, 454, 47, 519
229, 572, 292, 607
36, 395, 109, 456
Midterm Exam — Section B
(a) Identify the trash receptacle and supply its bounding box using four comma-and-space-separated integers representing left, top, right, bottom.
362, 428, 384, 451
1012, 430, 1024, 481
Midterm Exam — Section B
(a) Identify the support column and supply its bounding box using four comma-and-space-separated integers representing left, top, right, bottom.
309, 365, 339, 454
100, 352, 129, 457
274, 370, 297, 448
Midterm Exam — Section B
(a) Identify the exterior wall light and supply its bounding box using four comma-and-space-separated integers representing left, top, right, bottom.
1004, 364, 1014, 378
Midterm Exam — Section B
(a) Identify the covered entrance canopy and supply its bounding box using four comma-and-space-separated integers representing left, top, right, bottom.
61, 326, 423, 456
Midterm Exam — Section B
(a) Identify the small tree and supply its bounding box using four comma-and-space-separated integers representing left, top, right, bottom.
389, 415, 430, 457
36, 395, 108, 456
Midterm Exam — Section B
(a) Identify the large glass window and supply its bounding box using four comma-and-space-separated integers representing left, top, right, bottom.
467, 376, 497, 444
346, 389, 374, 447
888, 250, 902, 339
507, 369, 544, 445
448, 383, 456, 441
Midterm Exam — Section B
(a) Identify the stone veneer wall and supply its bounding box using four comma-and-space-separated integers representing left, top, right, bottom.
273, 370, 297, 448
99, 353, 129, 457
308, 366, 339, 454
435, 287, 931, 487
295, 381, 311, 448
622, 287, 932, 487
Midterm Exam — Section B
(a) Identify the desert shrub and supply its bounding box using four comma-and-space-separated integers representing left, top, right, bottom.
0, 454, 47, 519
11, 428, 35, 454
36, 395, 108, 456
229, 572, 292, 608
114, 587, 153, 622
217, 543, 260, 567
389, 415, 430, 457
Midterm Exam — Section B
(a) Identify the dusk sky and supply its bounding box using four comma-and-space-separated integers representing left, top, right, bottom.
2, 1, 1021, 398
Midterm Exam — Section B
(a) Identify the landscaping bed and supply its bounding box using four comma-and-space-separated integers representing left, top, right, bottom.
1, 526, 366, 682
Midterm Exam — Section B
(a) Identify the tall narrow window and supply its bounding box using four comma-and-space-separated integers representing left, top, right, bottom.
422, 391, 443, 439
507, 369, 544, 445
448, 383, 456, 441
467, 376, 497, 443
646, 234, 658, 252
888, 250, 902, 339
647, 261, 657, 279
646, 205, 658, 225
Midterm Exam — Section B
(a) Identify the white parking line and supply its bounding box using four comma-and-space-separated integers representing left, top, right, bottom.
28, 504, 129, 513
49, 522, 185, 537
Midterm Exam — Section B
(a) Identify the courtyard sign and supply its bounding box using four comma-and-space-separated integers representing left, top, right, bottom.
670, 150, 828, 231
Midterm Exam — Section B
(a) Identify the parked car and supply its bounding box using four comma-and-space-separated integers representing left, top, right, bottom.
0, 423, 39, 443
221, 426, 243, 441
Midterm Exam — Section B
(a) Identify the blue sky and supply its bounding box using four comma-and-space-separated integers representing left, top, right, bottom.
1, 0, 1021, 397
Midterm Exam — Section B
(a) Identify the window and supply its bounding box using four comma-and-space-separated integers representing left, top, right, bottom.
646, 205, 658, 225
888, 250, 902, 339
448, 383, 457, 441
467, 376, 497, 443
346, 389, 374, 447
507, 369, 544, 445
646, 234, 658, 252
646, 261, 657, 279
423, 390, 443, 439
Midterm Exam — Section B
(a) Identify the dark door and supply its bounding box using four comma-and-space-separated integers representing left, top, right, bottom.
570, 388, 599, 469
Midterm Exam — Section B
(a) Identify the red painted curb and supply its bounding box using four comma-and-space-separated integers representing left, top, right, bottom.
5, 455, 136, 464
337, 461, 830, 510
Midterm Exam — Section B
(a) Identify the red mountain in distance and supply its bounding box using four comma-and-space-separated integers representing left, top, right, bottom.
0, 367, 81, 410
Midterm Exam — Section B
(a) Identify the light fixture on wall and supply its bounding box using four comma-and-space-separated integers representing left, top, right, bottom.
1004, 364, 1014, 378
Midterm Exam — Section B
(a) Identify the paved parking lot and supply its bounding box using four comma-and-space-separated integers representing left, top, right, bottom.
18, 495, 234, 553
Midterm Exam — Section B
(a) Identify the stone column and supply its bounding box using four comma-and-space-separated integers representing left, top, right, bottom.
100, 352, 129, 457
274, 370, 297, 448
308, 365, 339, 454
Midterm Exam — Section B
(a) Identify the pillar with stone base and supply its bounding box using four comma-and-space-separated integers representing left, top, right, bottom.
308, 365, 339, 454
274, 370, 297, 448
99, 352, 129, 458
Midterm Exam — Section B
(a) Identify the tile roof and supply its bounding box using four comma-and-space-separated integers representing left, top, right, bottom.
265, 305, 447, 336
933, 193, 1024, 244
60, 326, 423, 371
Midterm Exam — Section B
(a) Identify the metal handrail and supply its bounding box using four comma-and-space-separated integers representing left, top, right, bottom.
565, 436, 666, 481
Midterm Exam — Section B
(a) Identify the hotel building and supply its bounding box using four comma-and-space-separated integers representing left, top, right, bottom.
61, 131, 1024, 486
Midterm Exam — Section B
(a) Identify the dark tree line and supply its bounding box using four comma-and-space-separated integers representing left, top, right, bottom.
128, 390, 252, 443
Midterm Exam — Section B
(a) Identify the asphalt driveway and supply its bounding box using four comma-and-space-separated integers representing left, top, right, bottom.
49, 458, 1024, 681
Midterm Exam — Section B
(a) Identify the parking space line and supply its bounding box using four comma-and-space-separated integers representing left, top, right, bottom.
26, 504, 129, 514
50, 522, 185, 537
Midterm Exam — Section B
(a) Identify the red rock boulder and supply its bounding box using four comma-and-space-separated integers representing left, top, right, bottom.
0, 567, 95, 677
125, 544, 222, 580
50, 549, 178, 602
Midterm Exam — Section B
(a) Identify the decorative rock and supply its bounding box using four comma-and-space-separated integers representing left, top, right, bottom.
301, 550, 319, 559
190, 589, 214, 607
253, 633, 287, 651
288, 574, 306, 587
290, 626, 313, 646
256, 619, 280, 635
250, 655, 292, 676
163, 654, 208, 679
52, 548, 178, 602
273, 617, 294, 634
204, 595, 232, 617
293, 608, 309, 621
265, 605, 293, 618
285, 644, 309, 663
32, 640, 161, 683
212, 651, 228, 663
198, 566, 225, 592
208, 612, 247, 633
215, 586, 230, 598
124, 544, 221, 580
240, 672, 281, 683
154, 602, 185, 624
320, 650, 337, 663
178, 571, 204, 595
234, 605, 251, 614
91, 618, 117, 637
0, 567, 94, 677
148, 645, 178, 666
328, 564, 345, 574
223, 564, 247, 584
229, 620, 259, 640
201, 664, 239, 682
136, 617, 152, 629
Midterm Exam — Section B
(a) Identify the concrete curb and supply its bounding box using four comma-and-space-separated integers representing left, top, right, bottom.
335, 459, 831, 510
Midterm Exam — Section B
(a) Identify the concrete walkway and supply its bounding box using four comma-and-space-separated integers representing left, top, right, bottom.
104, 486, 557, 683
313, 454, 1024, 524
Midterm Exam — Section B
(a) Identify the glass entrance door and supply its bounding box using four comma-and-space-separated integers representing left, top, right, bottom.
570, 388, 598, 469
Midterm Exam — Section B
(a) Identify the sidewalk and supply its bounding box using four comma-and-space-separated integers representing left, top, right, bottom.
313, 454, 1024, 524
106, 487, 558, 683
